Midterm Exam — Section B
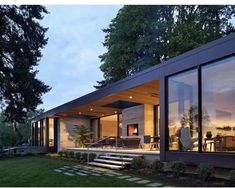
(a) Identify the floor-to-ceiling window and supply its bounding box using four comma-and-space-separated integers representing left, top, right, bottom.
100, 115, 118, 138
118, 114, 123, 137
167, 56, 235, 153
168, 69, 198, 151
202, 56, 235, 152
43, 119, 46, 147
49, 118, 54, 147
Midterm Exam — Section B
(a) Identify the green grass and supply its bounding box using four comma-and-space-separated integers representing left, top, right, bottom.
0, 156, 140, 187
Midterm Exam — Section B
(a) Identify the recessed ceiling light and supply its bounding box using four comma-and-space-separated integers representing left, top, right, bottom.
129, 95, 133, 99
78, 112, 82, 115
90, 108, 93, 111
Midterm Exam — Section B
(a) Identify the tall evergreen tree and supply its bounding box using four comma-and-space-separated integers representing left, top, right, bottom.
0, 6, 50, 129
96, 5, 235, 88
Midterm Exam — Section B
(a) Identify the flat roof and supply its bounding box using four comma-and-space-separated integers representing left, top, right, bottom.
32, 32, 235, 121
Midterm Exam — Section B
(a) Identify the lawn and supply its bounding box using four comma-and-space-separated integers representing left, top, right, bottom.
0, 156, 141, 187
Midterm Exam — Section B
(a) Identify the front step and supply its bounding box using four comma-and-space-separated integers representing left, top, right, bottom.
99, 155, 133, 161
87, 162, 123, 170
105, 153, 143, 158
88, 152, 144, 170
94, 158, 131, 166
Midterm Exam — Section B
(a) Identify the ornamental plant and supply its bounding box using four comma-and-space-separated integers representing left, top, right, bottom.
170, 161, 186, 177
196, 163, 214, 182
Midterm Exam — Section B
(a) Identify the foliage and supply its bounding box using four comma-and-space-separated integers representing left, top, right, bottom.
152, 159, 164, 171
96, 5, 235, 88
0, 6, 50, 125
68, 151, 74, 158
170, 161, 186, 177
64, 150, 69, 158
196, 163, 214, 182
88, 153, 97, 162
131, 157, 144, 169
75, 152, 81, 160
81, 153, 88, 163
0, 109, 43, 148
71, 125, 93, 147
229, 170, 235, 182
58, 151, 63, 158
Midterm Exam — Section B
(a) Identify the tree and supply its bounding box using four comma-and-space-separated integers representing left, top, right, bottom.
0, 109, 44, 147
96, 5, 235, 88
0, 6, 50, 129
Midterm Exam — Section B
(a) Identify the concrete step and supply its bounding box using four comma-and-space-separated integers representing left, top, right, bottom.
105, 153, 143, 158
87, 162, 123, 170
99, 155, 133, 161
94, 158, 131, 165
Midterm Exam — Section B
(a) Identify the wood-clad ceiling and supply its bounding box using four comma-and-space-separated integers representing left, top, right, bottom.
56, 80, 160, 118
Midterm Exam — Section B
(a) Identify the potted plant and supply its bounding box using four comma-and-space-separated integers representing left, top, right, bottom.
206, 131, 212, 139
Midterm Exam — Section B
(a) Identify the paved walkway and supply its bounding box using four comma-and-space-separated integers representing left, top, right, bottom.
53, 165, 174, 187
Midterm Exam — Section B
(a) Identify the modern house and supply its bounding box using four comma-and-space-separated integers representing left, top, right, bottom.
32, 33, 235, 168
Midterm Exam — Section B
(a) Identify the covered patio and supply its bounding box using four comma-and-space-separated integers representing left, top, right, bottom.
32, 77, 161, 153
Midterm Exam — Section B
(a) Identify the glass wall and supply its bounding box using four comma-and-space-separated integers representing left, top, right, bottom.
100, 115, 118, 138
38, 121, 41, 146
118, 114, 123, 137
168, 69, 198, 151
43, 119, 46, 146
49, 118, 54, 147
202, 56, 235, 152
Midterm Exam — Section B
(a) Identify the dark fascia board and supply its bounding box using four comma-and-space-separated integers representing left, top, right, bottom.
32, 32, 235, 122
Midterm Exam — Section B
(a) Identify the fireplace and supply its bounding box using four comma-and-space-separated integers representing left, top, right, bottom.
127, 124, 138, 136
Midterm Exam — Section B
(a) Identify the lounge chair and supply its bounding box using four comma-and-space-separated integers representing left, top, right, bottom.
179, 127, 198, 151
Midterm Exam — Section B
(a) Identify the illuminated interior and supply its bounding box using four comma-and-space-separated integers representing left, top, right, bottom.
168, 56, 235, 153
49, 118, 54, 147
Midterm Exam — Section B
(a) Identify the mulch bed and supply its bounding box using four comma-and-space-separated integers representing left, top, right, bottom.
126, 168, 235, 187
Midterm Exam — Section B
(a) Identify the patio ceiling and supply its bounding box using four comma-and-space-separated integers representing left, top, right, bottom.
55, 80, 160, 118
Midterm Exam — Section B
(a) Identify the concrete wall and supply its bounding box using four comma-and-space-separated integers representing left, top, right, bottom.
59, 117, 90, 150
122, 104, 155, 146
122, 105, 145, 137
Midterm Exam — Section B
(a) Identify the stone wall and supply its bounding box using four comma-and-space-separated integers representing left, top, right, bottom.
121, 104, 154, 146
59, 117, 90, 150
122, 105, 145, 137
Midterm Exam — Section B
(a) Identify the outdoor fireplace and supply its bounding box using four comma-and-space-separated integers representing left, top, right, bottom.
127, 124, 138, 136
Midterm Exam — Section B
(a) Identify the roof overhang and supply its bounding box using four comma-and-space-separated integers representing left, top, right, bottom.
32, 32, 235, 122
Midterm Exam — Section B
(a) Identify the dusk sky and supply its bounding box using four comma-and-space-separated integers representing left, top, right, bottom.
37, 5, 122, 110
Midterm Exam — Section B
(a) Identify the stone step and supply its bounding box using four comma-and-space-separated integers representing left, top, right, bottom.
105, 153, 143, 158
88, 162, 123, 170
99, 155, 133, 161
94, 158, 131, 165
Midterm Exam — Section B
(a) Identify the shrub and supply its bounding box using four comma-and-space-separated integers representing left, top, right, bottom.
229, 170, 235, 182
75, 152, 81, 161
64, 150, 69, 158
196, 163, 214, 182
69, 151, 74, 158
58, 150, 63, 157
131, 157, 144, 169
170, 161, 186, 177
152, 159, 164, 171
89, 153, 97, 162
81, 153, 88, 163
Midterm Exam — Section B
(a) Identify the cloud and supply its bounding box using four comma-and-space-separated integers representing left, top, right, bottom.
36, 5, 122, 110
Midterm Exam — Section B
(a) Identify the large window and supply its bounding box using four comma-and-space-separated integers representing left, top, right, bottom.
100, 115, 118, 138
202, 57, 235, 153
168, 69, 198, 151
49, 118, 54, 147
